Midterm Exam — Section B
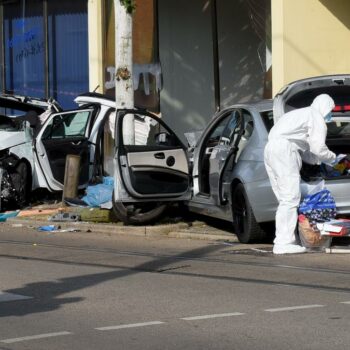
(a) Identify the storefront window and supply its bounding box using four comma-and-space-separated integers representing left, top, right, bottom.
3, 0, 45, 97
158, 0, 215, 141
48, 0, 88, 108
216, 0, 272, 106
1, 0, 88, 108
102, 0, 271, 141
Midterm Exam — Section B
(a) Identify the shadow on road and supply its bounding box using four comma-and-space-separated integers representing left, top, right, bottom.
0, 244, 222, 317
2, 241, 350, 318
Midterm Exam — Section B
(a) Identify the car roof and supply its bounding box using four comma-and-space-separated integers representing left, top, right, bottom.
249, 99, 273, 111
230, 99, 273, 113
0, 94, 54, 113
76, 92, 115, 105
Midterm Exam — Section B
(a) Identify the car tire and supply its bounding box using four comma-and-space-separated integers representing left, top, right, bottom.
232, 183, 266, 243
12, 162, 29, 208
112, 194, 168, 225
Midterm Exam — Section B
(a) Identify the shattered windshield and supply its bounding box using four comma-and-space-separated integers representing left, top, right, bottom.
0, 115, 24, 131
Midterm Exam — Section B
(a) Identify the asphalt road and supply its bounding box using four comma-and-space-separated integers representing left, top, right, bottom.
0, 224, 349, 350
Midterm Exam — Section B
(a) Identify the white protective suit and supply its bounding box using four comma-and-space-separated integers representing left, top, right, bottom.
264, 94, 336, 252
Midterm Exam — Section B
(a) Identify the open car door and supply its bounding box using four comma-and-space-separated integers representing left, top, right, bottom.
35, 107, 96, 191
208, 109, 245, 205
114, 109, 191, 205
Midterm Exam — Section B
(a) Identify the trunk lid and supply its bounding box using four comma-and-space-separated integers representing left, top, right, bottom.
273, 74, 350, 123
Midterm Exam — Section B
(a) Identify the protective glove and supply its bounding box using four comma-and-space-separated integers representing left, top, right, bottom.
331, 154, 347, 166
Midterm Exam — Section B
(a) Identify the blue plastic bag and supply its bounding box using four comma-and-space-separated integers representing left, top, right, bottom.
82, 177, 114, 207
38, 225, 59, 232
299, 189, 336, 224
299, 189, 336, 213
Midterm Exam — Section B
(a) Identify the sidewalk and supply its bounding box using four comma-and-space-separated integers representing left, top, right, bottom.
6, 212, 239, 243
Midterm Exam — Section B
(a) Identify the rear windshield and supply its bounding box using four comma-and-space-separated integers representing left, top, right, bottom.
327, 116, 350, 138
285, 86, 350, 112
260, 110, 350, 140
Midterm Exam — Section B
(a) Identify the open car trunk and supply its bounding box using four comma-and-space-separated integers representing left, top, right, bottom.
273, 74, 350, 122
300, 116, 350, 181
274, 75, 350, 182
301, 138, 350, 181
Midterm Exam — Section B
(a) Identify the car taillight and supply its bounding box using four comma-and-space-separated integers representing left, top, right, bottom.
333, 105, 350, 112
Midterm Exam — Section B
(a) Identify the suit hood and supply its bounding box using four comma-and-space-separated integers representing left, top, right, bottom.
311, 94, 335, 118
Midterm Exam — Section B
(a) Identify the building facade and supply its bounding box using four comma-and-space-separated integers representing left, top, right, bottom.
1, 0, 349, 138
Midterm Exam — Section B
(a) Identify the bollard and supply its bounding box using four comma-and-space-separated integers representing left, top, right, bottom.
62, 154, 81, 206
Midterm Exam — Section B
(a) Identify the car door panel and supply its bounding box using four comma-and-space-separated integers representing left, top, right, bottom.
35, 108, 95, 191
41, 137, 89, 185
209, 110, 244, 205
127, 148, 188, 174
115, 110, 191, 201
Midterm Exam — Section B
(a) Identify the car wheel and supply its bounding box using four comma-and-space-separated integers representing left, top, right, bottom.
11, 162, 29, 208
112, 194, 168, 225
232, 183, 266, 243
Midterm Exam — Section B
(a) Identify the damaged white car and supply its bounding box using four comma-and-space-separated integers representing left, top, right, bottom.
0, 93, 116, 210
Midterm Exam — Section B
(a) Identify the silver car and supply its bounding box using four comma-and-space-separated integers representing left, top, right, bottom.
113, 74, 350, 243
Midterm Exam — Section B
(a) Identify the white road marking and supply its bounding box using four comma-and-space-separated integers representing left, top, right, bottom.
265, 304, 325, 312
1, 332, 72, 344
0, 291, 32, 302
95, 321, 165, 331
340, 301, 350, 304
181, 312, 245, 321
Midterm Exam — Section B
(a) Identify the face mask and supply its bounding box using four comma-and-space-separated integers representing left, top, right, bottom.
324, 112, 333, 123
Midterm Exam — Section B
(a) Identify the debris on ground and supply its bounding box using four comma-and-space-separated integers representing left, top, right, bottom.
65, 177, 114, 209
48, 212, 81, 222
37, 225, 60, 232
0, 211, 19, 222
17, 208, 62, 217
64, 198, 88, 207
75, 207, 118, 223
37, 224, 80, 233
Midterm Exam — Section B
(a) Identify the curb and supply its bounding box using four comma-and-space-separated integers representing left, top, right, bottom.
6, 217, 238, 242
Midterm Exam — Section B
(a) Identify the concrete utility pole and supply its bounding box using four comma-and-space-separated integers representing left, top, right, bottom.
114, 0, 135, 145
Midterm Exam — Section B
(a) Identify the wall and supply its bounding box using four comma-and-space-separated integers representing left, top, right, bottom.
158, 0, 215, 140
88, 0, 104, 93
272, 0, 350, 95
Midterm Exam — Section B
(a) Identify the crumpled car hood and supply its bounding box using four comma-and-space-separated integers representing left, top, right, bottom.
0, 131, 28, 150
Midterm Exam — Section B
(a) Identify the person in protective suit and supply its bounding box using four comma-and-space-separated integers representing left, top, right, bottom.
264, 94, 346, 254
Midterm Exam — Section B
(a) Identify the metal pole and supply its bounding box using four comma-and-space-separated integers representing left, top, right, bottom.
211, 0, 221, 111
62, 154, 81, 205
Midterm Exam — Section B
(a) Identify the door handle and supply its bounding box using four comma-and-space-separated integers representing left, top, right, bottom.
71, 141, 82, 146
154, 152, 165, 159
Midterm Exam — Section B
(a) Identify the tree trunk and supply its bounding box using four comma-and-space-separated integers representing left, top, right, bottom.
114, 0, 134, 144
